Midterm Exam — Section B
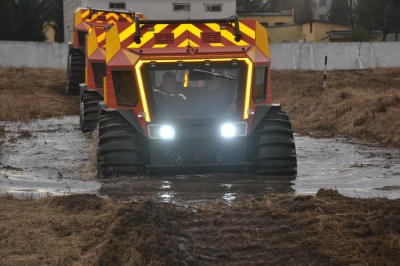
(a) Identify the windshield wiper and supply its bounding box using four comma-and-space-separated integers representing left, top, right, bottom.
192, 69, 236, 80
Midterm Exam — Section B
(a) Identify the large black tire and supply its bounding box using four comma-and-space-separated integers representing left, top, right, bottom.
80, 92, 102, 133
97, 111, 145, 178
66, 48, 85, 95
251, 109, 297, 175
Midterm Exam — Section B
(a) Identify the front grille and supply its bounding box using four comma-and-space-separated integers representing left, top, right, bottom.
201, 32, 221, 43
155, 33, 174, 44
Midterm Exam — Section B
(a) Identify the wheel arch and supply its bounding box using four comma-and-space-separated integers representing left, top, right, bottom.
249, 104, 282, 134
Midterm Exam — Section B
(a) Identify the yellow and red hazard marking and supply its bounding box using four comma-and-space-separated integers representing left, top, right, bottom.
72, 7, 144, 49
124, 21, 257, 49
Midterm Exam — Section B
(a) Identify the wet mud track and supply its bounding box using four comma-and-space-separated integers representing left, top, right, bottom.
1, 116, 400, 202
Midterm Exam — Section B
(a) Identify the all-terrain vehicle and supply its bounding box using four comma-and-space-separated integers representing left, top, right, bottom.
75, 9, 145, 132
97, 15, 297, 177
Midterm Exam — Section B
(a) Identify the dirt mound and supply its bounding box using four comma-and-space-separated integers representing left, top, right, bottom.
1, 191, 399, 265
51, 194, 105, 212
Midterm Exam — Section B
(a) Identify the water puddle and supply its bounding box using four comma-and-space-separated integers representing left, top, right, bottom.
295, 136, 400, 199
1, 116, 400, 202
0, 116, 100, 198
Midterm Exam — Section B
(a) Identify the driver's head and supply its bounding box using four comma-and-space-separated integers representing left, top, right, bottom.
161, 71, 177, 93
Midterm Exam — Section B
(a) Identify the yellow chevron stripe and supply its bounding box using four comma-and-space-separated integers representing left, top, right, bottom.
106, 13, 119, 21
153, 44, 168, 48
209, 43, 224, 47
81, 10, 89, 20
239, 22, 255, 39
206, 23, 249, 46
128, 24, 169, 48
97, 32, 106, 44
91, 11, 103, 21
119, 23, 136, 43
172, 24, 202, 39
178, 39, 199, 47
120, 13, 134, 22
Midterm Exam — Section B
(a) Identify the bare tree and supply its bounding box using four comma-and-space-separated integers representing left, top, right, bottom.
276, 0, 316, 23
328, 0, 355, 28
296, 0, 316, 22
356, 0, 400, 41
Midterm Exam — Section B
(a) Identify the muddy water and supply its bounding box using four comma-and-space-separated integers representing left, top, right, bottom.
0, 116, 100, 198
1, 116, 400, 202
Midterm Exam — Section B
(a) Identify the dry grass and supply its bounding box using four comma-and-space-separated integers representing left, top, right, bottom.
0, 67, 79, 122
0, 195, 118, 265
1, 67, 400, 145
273, 68, 400, 146
1, 191, 399, 265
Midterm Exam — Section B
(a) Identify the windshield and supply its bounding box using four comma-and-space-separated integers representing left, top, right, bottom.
143, 61, 246, 120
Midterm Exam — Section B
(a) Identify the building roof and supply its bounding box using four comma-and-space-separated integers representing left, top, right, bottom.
237, 11, 293, 17
319, 30, 382, 41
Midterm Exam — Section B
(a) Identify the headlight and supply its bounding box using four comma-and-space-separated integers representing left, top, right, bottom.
220, 122, 247, 138
159, 125, 175, 139
147, 124, 175, 139
221, 123, 236, 138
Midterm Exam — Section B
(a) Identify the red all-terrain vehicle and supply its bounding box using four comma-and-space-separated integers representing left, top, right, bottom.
96, 15, 297, 177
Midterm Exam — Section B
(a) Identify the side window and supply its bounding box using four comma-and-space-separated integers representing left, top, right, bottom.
319, 0, 326, 7
92, 62, 106, 88
173, 3, 191, 11
112, 70, 138, 106
109, 2, 126, 9
252, 67, 267, 103
204, 4, 222, 12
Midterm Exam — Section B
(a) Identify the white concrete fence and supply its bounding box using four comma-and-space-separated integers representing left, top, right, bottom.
0, 40, 399, 70
270, 42, 400, 70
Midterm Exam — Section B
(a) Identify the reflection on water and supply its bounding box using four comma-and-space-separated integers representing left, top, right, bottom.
295, 134, 400, 199
222, 193, 237, 203
0, 116, 100, 198
158, 181, 174, 202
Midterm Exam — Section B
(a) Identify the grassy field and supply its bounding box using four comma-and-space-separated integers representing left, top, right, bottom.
273, 68, 400, 146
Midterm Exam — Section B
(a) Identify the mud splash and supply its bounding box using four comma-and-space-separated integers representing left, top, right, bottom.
1, 116, 400, 202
